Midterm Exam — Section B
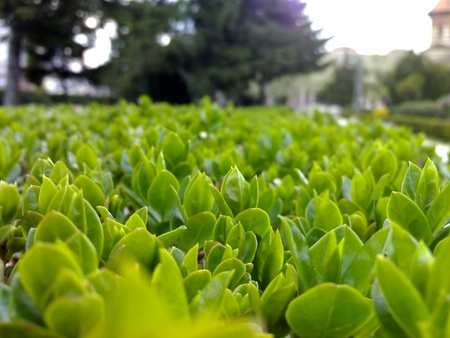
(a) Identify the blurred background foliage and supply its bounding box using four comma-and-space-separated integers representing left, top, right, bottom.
0, 0, 326, 105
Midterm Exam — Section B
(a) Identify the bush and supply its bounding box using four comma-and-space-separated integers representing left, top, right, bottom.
391, 100, 444, 118
387, 114, 450, 140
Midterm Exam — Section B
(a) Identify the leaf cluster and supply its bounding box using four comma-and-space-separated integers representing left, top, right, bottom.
0, 101, 449, 337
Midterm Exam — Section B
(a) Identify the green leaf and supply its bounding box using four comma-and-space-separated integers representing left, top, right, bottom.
0, 225, 14, 244
22, 185, 40, 214
370, 149, 397, 182
308, 172, 336, 194
426, 183, 450, 233
340, 227, 390, 293
286, 283, 373, 338
128, 144, 146, 170
234, 208, 271, 238
205, 243, 227, 273
35, 211, 79, 243
0, 184, 20, 224
19, 242, 83, 311
255, 230, 284, 288
38, 176, 57, 214
109, 228, 156, 267
213, 257, 246, 290
44, 294, 104, 338
30, 159, 54, 184
209, 185, 234, 217
309, 231, 341, 283
260, 273, 296, 335
180, 212, 216, 249
147, 170, 180, 221
197, 271, 233, 316
180, 244, 199, 277
387, 192, 432, 243
374, 256, 430, 337
74, 175, 105, 208
184, 173, 215, 217
280, 216, 319, 292
0, 322, 63, 338
131, 159, 155, 202
220, 166, 250, 216
401, 162, 421, 201
416, 158, 439, 212
313, 198, 342, 232
76, 144, 97, 170
184, 270, 212, 302
151, 249, 190, 322
212, 215, 235, 243
49, 161, 72, 185
351, 169, 371, 210
161, 132, 187, 169
158, 226, 187, 247
226, 223, 258, 264
65, 232, 99, 274
372, 280, 409, 338
426, 237, 450, 310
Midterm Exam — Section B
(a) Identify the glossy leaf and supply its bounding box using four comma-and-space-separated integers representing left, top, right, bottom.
74, 175, 105, 208
35, 211, 79, 244
374, 256, 430, 337
220, 166, 250, 216
76, 144, 97, 170
234, 208, 271, 238
183, 173, 214, 217
387, 192, 432, 243
0, 183, 20, 224
401, 162, 421, 201
151, 249, 190, 322
426, 183, 450, 233
19, 242, 83, 311
109, 228, 156, 267
44, 294, 104, 338
415, 158, 439, 212
147, 170, 180, 221
181, 212, 216, 249
286, 283, 373, 338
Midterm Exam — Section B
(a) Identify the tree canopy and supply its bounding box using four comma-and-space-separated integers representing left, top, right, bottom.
2, 0, 326, 105
79, 0, 327, 104
0, 0, 119, 105
385, 51, 450, 105
186, 0, 326, 103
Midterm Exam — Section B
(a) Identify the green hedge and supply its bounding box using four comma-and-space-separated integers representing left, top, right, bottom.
391, 100, 450, 119
0, 90, 115, 105
386, 114, 450, 141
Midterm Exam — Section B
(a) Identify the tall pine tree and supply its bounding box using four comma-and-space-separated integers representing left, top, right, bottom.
0, 0, 119, 105
187, 0, 326, 103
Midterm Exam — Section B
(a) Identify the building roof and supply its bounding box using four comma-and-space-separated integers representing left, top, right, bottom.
430, 0, 450, 15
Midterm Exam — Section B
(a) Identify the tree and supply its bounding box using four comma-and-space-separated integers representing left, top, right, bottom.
317, 63, 355, 107
0, 0, 118, 105
241, 0, 326, 103
385, 51, 450, 105
100, 0, 191, 103
186, 0, 326, 103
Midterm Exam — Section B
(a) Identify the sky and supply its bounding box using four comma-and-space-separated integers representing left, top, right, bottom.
304, 0, 440, 55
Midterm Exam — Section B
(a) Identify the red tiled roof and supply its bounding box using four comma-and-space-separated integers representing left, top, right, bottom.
430, 0, 450, 15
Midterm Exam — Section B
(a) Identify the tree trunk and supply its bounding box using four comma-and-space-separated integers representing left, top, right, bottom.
3, 26, 21, 106
258, 77, 266, 105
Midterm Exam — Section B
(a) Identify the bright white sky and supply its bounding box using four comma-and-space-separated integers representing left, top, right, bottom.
305, 0, 440, 55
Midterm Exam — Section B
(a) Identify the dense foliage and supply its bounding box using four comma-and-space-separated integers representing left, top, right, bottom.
385, 51, 450, 105
0, 0, 120, 105
0, 100, 450, 337
2, 0, 325, 105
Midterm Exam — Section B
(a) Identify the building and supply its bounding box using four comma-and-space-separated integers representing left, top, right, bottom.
424, 0, 450, 64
